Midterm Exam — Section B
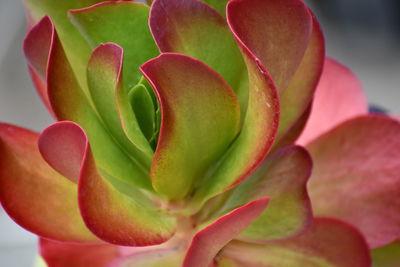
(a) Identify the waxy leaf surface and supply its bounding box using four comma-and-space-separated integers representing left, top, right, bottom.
150, 0, 248, 116
87, 43, 153, 159
307, 115, 400, 248
42, 121, 176, 246
40, 238, 118, 267
219, 218, 371, 267
0, 124, 97, 242
128, 83, 157, 142
69, 1, 158, 89
217, 146, 312, 242
24, 0, 117, 91
27, 17, 151, 189
298, 58, 368, 145
277, 14, 325, 144
227, 0, 312, 92
193, 5, 280, 207
141, 53, 240, 200
183, 198, 269, 267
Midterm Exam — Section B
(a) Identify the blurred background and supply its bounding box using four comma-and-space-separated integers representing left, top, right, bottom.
0, 0, 399, 266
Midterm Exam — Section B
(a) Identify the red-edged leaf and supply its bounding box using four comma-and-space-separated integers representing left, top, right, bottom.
0, 123, 98, 242
150, 0, 247, 115
215, 146, 312, 242
28, 16, 151, 188
307, 115, 400, 248
183, 198, 269, 267
277, 13, 325, 144
141, 53, 240, 200
42, 121, 175, 246
192, 3, 280, 208
227, 0, 312, 92
87, 43, 153, 159
69, 1, 158, 89
24, 17, 54, 115
39, 121, 86, 183
298, 58, 368, 145
219, 218, 371, 267
24, 15, 52, 79
24, 0, 118, 90
40, 238, 118, 267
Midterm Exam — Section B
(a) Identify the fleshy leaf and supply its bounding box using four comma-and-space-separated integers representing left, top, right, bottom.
297, 58, 368, 145
39, 122, 85, 183
23, 17, 56, 116
43, 121, 176, 246
307, 115, 400, 248
219, 218, 371, 267
109, 248, 183, 267
29, 16, 150, 188
273, 104, 312, 151
23, 16, 52, 79
141, 53, 240, 200
0, 123, 98, 242
40, 238, 118, 267
192, 9, 280, 208
183, 198, 269, 267
128, 83, 156, 142
150, 0, 248, 117
201, 0, 229, 17
24, 0, 115, 91
215, 146, 312, 242
276, 14, 325, 144
69, 1, 158, 89
227, 0, 312, 92
371, 241, 400, 267
87, 43, 153, 158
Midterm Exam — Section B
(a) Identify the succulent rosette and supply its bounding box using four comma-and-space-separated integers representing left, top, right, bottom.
1, 0, 400, 266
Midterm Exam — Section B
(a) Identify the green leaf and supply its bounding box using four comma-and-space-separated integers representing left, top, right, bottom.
69, 1, 159, 89
41, 121, 176, 246
214, 146, 312, 242
37, 18, 151, 189
87, 43, 153, 161
0, 123, 98, 243
141, 53, 240, 200
24, 0, 115, 92
201, 0, 229, 17
150, 0, 248, 119
219, 218, 371, 267
128, 84, 156, 141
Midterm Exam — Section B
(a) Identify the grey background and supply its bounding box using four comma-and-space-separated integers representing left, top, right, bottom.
0, 0, 399, 266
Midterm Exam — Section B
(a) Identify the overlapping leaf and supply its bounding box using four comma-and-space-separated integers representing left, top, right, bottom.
218, 218, 371, 267
69, 1, 158, 89
141, 53, 240, 200
40, 121, 176, 246
307, 115, 400, 248
24, 17, 151, 188
298, 58, 368, 145
150, 0, 248, 116
39, 238, 118, 267
0, 124, 97, 242
184, 198, 269, 267
213, 146, 312, 242
24, 0, 118, 91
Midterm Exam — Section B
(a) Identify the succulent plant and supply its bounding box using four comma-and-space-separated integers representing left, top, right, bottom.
1, 0, 400, 266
